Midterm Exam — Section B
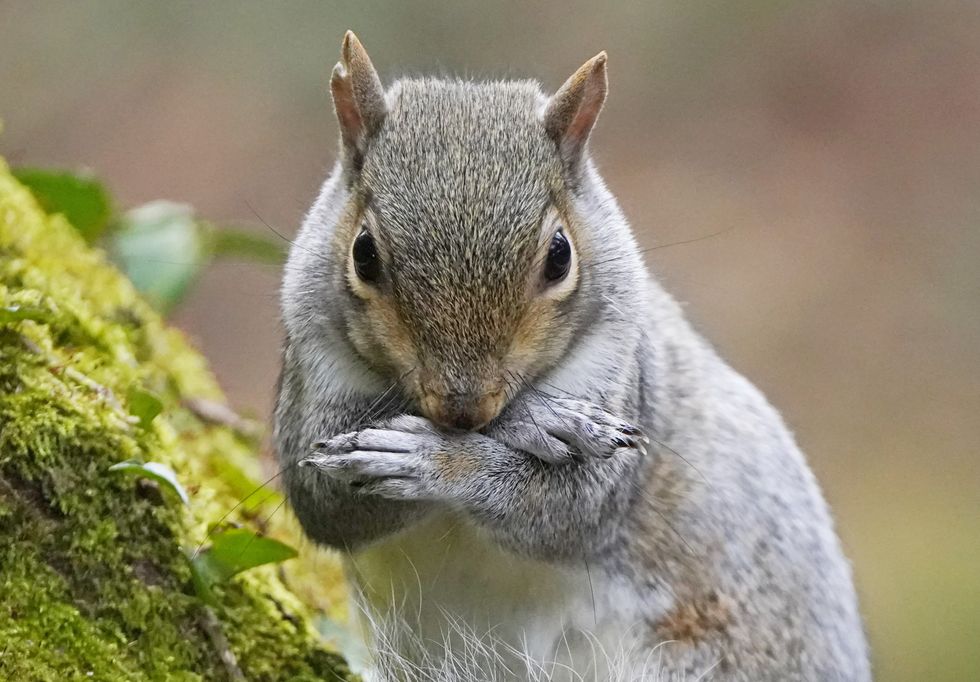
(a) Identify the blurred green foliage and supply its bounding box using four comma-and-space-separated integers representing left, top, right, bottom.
14, 168, 113, 242
13, 167, 286, 313
126, 386, 164, 429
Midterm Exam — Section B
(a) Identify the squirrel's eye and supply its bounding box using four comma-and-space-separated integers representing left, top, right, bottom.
543, 229, 572, 283
352, 228, 381, 282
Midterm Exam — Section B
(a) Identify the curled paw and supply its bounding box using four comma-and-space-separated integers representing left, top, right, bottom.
302, 417, 444, 500
492, 395, 646, 464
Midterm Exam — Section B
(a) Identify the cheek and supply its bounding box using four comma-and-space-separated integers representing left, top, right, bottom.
346, 316, 380, 364
349, 298, 421, 378
507, 304, 573, 377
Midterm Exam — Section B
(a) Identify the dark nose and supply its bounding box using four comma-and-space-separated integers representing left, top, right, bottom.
442, 393, 480, 430
419, 384, 506, 431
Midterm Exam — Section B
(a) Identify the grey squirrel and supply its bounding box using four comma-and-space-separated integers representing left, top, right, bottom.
274, 31, 871, 681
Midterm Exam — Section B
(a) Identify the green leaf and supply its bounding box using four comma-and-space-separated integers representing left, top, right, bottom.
188, 554, 219, 606
209, 226, 287, 265
127, 387, 163, 429
199, 529, 298, 580
0, 305, 52, 324
189, 529, 297, 598
108, 459, 190, 505
108, 201, 206, 312
13, 168, 113, 242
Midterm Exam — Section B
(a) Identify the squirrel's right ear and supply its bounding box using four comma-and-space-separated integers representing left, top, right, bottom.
543, 52, 608, 173
330, 31, 387, 167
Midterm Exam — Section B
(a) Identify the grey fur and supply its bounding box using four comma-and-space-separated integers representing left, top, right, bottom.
275, 47, 870, 681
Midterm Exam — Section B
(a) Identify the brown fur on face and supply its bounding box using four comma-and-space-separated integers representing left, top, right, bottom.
341, 202, 585, 430
334, 79, 592, 430
337, 198, 426, 384
504, 206, 583, 385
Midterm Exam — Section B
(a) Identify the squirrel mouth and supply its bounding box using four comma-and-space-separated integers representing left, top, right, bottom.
419, 387, 506, 431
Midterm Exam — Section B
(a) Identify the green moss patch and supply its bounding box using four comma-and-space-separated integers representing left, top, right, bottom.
0, 159, 354, 681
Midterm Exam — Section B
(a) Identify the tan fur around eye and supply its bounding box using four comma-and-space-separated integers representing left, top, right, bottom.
337, 201, 423, 380
339, 202, 378, 302
346, 256, 376, 300
508, 302, 573, 381
349, 294, 421, 380
533, 211, 576, 295
504, 208, 583, 378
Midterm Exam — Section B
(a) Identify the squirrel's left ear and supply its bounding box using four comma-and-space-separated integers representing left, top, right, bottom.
543, 52, 608, 172
331, 31, 387, 168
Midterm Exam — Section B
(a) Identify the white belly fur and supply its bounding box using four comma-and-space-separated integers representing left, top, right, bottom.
345, 513, 645, 680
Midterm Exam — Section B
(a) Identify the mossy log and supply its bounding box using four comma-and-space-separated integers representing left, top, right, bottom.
0, 159, 355, 681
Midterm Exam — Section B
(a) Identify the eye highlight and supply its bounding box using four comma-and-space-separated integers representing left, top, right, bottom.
543, 229, 572, 283
352, 228, 381, 282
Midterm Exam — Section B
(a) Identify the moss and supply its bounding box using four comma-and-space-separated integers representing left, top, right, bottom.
0, 158, 355, 681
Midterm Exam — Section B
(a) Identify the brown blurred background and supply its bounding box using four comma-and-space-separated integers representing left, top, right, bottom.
2, 1, 978, 679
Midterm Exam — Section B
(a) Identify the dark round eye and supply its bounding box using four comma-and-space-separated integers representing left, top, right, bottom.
543, 229, 572, 283
352, 228, 381, 282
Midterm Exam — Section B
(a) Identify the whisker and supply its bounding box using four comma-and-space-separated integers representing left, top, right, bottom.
506, 372, 554, 454
583, 554, 598, 628
645, 434, 713, 489
226, 496, 291, 566
535, 379, 578, 400
601, 294, 629, 320
192, 463, 295, 557
514, 372, 602, 460
242, 198, 334, 269
353, 366, 417, 429
625, 475, 699, 562
591, 225, 737, 270
529, 377, 708, 484
356, 381, 402, 429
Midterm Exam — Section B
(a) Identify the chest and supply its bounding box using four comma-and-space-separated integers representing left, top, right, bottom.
346, 513, 639, 677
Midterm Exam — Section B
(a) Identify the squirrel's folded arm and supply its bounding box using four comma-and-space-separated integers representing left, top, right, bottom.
280, 457, 430, 550
278, 338, 646, 557
303, 396, 647, 562
443, 428, 645, 562
275, 357, 432, 550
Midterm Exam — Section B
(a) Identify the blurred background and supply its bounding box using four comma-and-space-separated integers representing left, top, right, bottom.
1, 1, 977, 679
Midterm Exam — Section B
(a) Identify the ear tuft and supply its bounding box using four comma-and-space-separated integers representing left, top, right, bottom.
543, 52, 609, 171
330, 31, 387, 166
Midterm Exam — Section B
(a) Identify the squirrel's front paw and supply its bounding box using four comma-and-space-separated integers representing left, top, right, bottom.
492, 397, 646, 464
302, 416, 443, 500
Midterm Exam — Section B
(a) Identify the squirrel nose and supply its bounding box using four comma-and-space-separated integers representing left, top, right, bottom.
421, 389, 504, 431
447, 410, 479, 431
441, 392, 484, 430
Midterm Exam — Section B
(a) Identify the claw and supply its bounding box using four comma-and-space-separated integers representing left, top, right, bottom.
310, 433, 359, 455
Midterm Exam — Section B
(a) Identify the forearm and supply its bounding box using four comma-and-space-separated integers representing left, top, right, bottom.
279, 462, 425, 550
274, 358, 429, 550
304, 398, 647, 563
443, 436, 644, 561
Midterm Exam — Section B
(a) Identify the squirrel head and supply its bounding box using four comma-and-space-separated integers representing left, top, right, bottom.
316, 32, 611, 430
